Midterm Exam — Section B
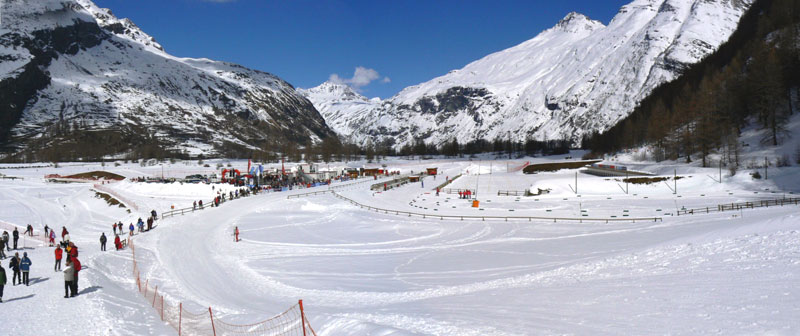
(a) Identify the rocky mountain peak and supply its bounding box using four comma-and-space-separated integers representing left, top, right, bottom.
555, 12, 604, 33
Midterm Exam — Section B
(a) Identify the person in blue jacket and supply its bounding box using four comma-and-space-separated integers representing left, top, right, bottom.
20, 252, 31, 286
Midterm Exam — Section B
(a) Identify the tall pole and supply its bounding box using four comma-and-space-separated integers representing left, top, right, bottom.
674, 169, 677, 195
575, 171, 578, 194
765, 157, 768, 180
476, 160, 481, 200
719, 159, 722, 184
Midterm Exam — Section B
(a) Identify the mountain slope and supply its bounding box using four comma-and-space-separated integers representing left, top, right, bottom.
0, 0, 334, 160
305, 0, 753, 149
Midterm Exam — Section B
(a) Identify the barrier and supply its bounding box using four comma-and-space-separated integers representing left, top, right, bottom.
93, 184, 140, 211
130, 238, 317, 335
288, 190, 661, 223
677, 197, 800, 216
497, 190, 527, 196
507, 161, 530, 173
0, 220, 50, 246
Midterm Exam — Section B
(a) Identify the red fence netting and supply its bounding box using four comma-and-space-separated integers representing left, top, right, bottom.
129, 238, 317, 336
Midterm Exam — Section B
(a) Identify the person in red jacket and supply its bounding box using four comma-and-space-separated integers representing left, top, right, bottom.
114, 234, 121, 250
234, 226, 239, 242
68, 242, 78, 259
54, 246, 63, 271
61, 227, 68, 239
70, 256, 81, 296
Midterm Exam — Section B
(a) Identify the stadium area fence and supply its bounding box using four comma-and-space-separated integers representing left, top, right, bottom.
129, 238, 317, 336
93, 184, 140, 211
287, 190, 663, 223
677, 197, 800, 215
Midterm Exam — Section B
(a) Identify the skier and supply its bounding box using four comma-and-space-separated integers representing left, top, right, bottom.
151, 209, 157, 220
129, 223, 134, 236
147, 217, 153, 231
0, 260, 5, 302
117, 222, 123, 234
61, 226, 68, 240
12, 228, 19, 250
48, 229, 55, 247
112, 223, 117, 235
44, 224, 49, 237
199, 200, 203, 208
2, 231, 8, 251
25, 224, 33, 237
193, 201, 197, 210
234, 226, 239, 242
114, 234, 121, 251
20, 252, 31, 286
0, 236, 5, 259
137, 218, 144, 232
63, 258, 74, 298
100, 233, 107, 251
54, 245, 63, 271
9, 253, 20, 286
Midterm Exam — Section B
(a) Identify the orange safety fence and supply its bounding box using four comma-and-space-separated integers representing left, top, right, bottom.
93, 183, 140, 211
0, 220, 51, 246
129, 238, 317, 336
507, 161, 530, 173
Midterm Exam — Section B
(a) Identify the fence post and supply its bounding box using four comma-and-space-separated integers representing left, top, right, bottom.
161, 295, 164, 320
144, 279, 149, 297
299, 300, 308, 336
179, 303, 182, 336
209, 307, 217, 336
153, 286, 158, 307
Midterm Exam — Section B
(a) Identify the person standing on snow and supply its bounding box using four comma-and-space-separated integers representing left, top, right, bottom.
9, 253, 20, 285
0, 260, 6, 302
71, 256, 81, 295
129, 223, 134, 236
234, 226, 239, 242
12, 228, 19, 250
112, 223, 117, 235
49, 230, 55, 247
25, 224, 33, 237
54, 246, 63, 271
2, 231, 9, 251
44, 224, 49, 237
117, 222, 122, 234
114, 234, 121, 251
100, 233, 107, 251
20, 252, 31, 286
63, 258, 74, 298
61, 227, 68, 240
0, 237, 5, 259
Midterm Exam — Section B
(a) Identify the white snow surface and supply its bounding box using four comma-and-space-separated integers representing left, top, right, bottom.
0, 144, 799, 334
302, 0, 753, 148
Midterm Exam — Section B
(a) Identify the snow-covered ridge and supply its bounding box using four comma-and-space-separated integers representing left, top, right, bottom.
0, 0, 333, 157
304, 0, 753, 148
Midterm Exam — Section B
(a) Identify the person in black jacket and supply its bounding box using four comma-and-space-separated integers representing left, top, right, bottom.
99, 233, 107, 251
12, 228, 19, 250
0, 260, 6, 302
9, 253, 21, 286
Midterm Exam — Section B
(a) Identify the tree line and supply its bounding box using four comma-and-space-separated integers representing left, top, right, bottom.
583, 0, 800, 168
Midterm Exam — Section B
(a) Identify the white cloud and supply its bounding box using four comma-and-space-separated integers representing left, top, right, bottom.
329, 67, 389, 90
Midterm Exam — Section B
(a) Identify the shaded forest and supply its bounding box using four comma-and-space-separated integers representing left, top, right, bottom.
583, 0, 800, 167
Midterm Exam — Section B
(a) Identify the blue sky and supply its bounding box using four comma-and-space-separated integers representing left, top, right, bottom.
94, 0, 630, 98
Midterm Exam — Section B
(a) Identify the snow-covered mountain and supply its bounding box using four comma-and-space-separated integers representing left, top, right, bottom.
303, 0, 753, 149
0, 0, 334, 158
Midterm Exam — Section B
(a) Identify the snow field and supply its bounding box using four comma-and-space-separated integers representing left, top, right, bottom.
0, 154, 798, 335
